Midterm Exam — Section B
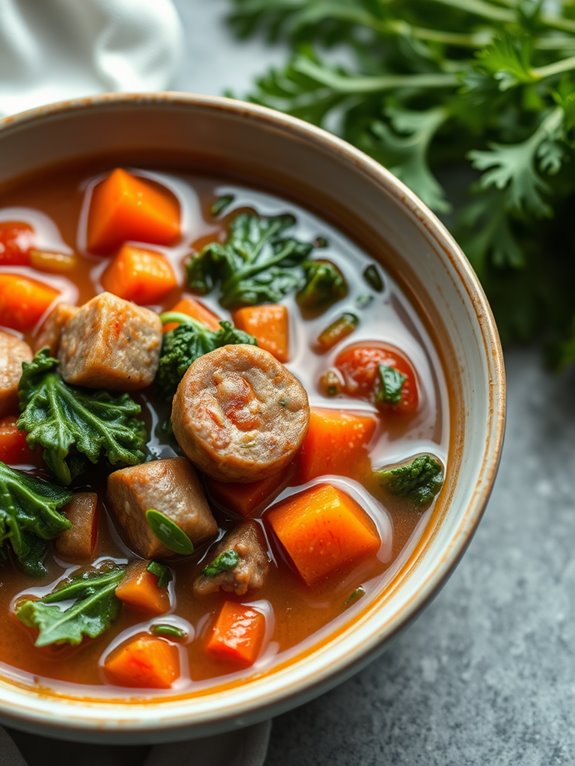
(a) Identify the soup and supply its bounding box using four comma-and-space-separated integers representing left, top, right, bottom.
0, 161, 448, 697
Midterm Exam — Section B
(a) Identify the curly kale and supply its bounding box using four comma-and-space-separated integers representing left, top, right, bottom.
0, 462, 72, 576
296, 259, 348, 311
18, 350, 147, 485
186, 210, 319, 309
15, 565, 126, 646
375, 454, 444, 506
157, 314, 257, 394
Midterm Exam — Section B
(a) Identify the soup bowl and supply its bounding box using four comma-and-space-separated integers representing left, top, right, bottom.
0, 93, 505, 743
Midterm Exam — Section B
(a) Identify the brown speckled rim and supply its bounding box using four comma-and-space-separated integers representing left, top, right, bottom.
0, 93, 505, 741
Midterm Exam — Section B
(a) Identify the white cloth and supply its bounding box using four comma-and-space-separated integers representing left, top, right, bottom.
0, 0, 184, 116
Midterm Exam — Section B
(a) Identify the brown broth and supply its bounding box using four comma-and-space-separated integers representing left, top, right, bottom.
0, 160, 449, 697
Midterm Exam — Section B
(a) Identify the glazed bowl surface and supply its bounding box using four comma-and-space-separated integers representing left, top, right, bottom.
0, 93, 505, 743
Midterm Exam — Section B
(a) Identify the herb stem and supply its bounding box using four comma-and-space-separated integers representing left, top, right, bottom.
534, 54, 575, 80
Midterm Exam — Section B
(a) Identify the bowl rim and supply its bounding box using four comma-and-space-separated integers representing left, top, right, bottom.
0, 91, 505, 738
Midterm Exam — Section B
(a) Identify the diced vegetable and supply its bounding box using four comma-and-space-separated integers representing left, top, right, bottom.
363, 264, 384, 292
0, 274, 59, 332
115, 560, 170, 615
186, 211, 318, 309
145, 509, 195, 555
375, 454, 444, 506
318, 368, 343, 397
344, 586, 366, 607
266, 484, 380, 586
232, 304, 289, 362
18, 350, 147, 485
206, 601, 266, 667
54, 492, 99, 561
0, 221, 34, 265
103, 634, 180, 689
316, 312, 358, 352
162, 297, 221, 333
15, 566, 126, 646
0, 416, 35, 465
101, 245, 178, 304
205, 467, 293, 517
334, 342, 419, 414
0, 461, 72, 576
210, 195, 235, 217
29, 249, 78, 274
296, 259, 348, 311
298, 408, 377, 483
87, 168, 180, 254
157, 314, 257, 394
150, 623, 187, 639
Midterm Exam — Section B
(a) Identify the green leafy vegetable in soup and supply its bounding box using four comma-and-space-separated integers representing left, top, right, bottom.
157, 315, 257, 393
376, 365, 407, 406
296, 259, 348, 310
147, 561, 172, 589
375, 455, 444, 506
145, 509, 195, 555
0, 462, 72, 576
15, 566, 126, 646
202, 549, 240, 577
186, 211, 318, 308
18, 350, 147, 485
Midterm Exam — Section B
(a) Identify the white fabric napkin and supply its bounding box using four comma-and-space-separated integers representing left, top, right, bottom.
0, 2, 271, 763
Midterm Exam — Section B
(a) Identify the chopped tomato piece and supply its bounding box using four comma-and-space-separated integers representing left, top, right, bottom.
0, 416, 35, 465
334, 342, 419, 414
233, 304, 289, 362
163, 297, 221, 333
0, 221, 34, 265
101, 244, 178, 304
267, 484, 380, 586
116, 561, 170, 615
0, 274, 59, 331
298, 408, 377, 483
104, 634, 180, 689
87, 168, 180, 253
206, 602, 266, 667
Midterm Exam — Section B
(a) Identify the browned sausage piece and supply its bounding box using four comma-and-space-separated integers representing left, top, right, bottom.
172, 344, 310, 483
0, 330, 32, 417
58, 292, 161, 390
34, 303, 78, 355
54, 492, 99, 561
193, 521, 269, 597
107, 457, 217, 559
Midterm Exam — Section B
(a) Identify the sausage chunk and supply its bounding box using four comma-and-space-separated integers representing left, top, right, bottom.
55, 492, 99, 561
34, 303, 78, 355
0, 331, 32, 416
107, 457, 217, 558
194, 521, 269, 597
172, 345, 310, 482
58, 292, 161, 390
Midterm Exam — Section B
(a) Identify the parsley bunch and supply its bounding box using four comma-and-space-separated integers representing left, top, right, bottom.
227, 0, 575, 366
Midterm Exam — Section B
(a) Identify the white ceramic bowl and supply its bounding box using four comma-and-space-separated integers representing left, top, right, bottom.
0, 93, 505, 743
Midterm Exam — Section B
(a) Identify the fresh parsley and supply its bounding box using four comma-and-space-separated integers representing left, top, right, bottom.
375, 454, 444, 506
202, 549, 240, 577
376, 365, 407, 406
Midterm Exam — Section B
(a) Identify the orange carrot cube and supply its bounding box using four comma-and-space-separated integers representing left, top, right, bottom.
233, 304, 289, 362
115, 561, 170, 615
101, 244, 178, 304
0, 274, 59, 331
104, 634, 180, 689
163, 297, 221, 333
206, 602, 266, 667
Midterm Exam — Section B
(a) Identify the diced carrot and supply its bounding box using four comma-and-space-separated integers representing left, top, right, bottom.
87, 168, 180, 254
0, 221, 35, 266
0, 274, 59, 331
206, 602, 266, 667
104, 634, 180, 689
0, 416, 35, 465
115, 561, 170, 615
101, 244, 178, 304
54, 492, 99, 561
233, 304, 289, 362
298, 408, 377, 483
163, 297, 221, 333
267, 484, 380, 586
206, 463, 295, 518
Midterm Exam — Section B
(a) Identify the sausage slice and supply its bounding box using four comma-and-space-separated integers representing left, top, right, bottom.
0, 330, 32, 416
193, 521, 269, 597
172, 344, 310, 482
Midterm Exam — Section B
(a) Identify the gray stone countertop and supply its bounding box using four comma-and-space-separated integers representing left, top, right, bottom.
176, 3, 575, 763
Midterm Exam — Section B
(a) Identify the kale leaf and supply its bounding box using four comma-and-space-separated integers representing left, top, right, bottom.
375, 454, 444, 506
157, 315, 257, 393
18, 350, 147, 485
0, 462, 72, 576
186, 211, 317, 308
376, 365, 406, 406
296, 259, 348, 311
202, 549, 240, 577
15, 565, 126, 647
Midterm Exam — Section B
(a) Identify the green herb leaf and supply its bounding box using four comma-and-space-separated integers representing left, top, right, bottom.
211, 194, 235, 217
186, 211, 318, 309
296, 259, 348, 311
146, 560, 172, 589
150, 623, 188, 639
145, 509, 195, 555
15, 566, 126, 646
156, 317, 257, 394
0, 462, 72, 576
18, 350, 147, 485
202, 549, 240, 577
375, 454, 444, 506
376, 365, 407, 406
